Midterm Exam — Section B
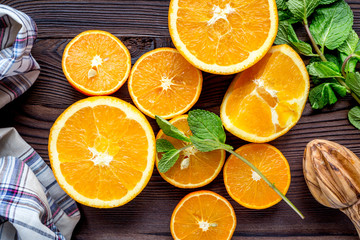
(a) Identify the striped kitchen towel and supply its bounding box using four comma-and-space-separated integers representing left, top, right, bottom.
0, 128, 80, 240
0, 4, 40, 108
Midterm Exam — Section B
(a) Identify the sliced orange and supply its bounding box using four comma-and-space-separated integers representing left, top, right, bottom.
169, 0, 278, 74
48, 96, 155, 208
128, 48, 202, 119
62, 30, 131, 96
156, 115, 225, 188
220, 45, 309, 143
171, 190, 236, 240
223, 143, 291, 209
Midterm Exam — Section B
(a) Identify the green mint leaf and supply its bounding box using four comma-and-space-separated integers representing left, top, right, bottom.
156, 139, 175, 153
155, 115, 190, 142
348, 106, 360, 130
276, 0, 288, 10
307, 61, 343, 78
345, 72, 360, 98
311, 77, 338, 85
309, 83, 347, 109
340, 52, 357, 73
187, 109, 226, 143
320, 0, 338, 4
158, 149, 180, 173
338, 29, 359, 56
275, 21, 292, 45
310, 54, 342, 69
278, 10, 300, 23
190, 136, 233, 152
287, 0, 321, 20
291, 41, 316, 56
309, 0, 353, 50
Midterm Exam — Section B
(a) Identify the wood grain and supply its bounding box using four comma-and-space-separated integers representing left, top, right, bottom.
0, 0, 360, 239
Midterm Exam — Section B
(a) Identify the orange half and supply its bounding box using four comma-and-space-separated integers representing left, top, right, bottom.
128, 48, 202, 119
156, 115, 225, 188
62, 30, 131, 95
49, 97, 155, 208
220, 45, 310, 143
223, 143, 291, 209
171, 190, 236, 240
169, 0, 278, 74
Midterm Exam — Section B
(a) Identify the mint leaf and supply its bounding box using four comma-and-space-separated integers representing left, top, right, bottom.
345, 72, 360, 98
309, 0, 353, 51
190, 136, 233, 152
276, 0, 288, 10
156, 139, 175, 152
158, 149, 180, 173
155, 115, 190, 142
340, 52, 357, 73
187, 109, 226, 143
311, 77, 338, 85
320, 0, 337, 4
287, 0, 321, 20
338, 29, 359, 56
307, 61, 343, 78
348, 106, 360, 130
309, 83, 347, 109
275, 21, 292, 45
291, 41, 316, 56
310, 54, 342, 69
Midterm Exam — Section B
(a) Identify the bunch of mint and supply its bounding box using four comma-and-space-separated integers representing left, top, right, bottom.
156, 109, 304, 219
275, 0, 360, 129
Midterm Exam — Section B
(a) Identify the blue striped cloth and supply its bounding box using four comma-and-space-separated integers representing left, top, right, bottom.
0, 4, 40, 108
0, 128, 80, 240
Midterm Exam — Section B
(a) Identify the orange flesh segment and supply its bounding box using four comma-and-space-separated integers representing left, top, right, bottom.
157, 116, 224, 187
176, 0, 271, 66
56, 105, 149, 201
172, 191, 236, 240
64, 32, 129, 92
224, 144, 290, 209
224, 47, 306, 138
129, 48, 202, 118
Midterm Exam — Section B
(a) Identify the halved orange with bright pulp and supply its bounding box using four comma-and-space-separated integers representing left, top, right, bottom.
171, 190, 236, 240
169, 0, 278, 74
156, 115, 225, 188
49, 96, 155, 208
223, 143, 291, 209
220, 45, 310, 143
128, 48, 202, 119
62, 30, 131, 95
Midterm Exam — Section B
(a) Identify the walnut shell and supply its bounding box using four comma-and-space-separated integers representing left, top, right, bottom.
303, 139, 360, 209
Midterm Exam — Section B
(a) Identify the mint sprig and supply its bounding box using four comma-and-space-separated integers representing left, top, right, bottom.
155, 110, 305, 219
275, 0, 360, 130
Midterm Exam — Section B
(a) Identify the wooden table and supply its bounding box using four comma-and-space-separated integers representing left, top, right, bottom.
0, 0, 360, 239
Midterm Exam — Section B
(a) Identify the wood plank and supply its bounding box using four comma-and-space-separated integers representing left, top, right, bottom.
0, 0, 359, 38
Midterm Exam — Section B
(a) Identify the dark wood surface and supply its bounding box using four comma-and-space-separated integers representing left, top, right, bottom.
0, 0, 360, 239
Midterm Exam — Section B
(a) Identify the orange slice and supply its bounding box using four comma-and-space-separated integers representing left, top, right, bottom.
128, 48, 202, 119
62, 30, 131, 96
223, 143, 291, 209
156, 115, 225, 188
171, 190, 236, 240
48, 96, 155, 208
220, 45, 309, 143
169, 0, 278, 74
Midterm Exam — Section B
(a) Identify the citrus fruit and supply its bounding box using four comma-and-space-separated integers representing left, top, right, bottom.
48, 96, 155, 208
171, 190, 236, 240
168, 0, 278, 74
220, 44, 310, 143
62, 30, 131, 96
128, 47, 202, 119
156, 115, 225, 188
223, 143, 291, 209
